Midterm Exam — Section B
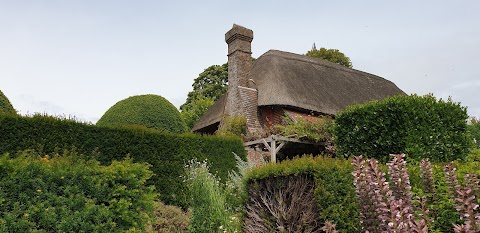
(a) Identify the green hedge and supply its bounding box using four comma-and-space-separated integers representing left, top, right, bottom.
0, 150, 156, 232
0, 114, 246, 207
0, 90, 16, 115
97, 94, 187, 134
245, 156, 360, 233
245, 156, 480, 232
334, 94, 470, 162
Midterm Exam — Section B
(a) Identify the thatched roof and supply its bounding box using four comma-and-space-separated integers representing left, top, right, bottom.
192, 94, 226, 132
252, 50, 405, 115
192, 50, 405, 132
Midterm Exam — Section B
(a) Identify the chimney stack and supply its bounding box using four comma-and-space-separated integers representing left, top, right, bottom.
224, 24, 254, 117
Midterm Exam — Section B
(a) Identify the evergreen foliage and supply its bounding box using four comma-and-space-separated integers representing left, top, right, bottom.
245, 156, 360, 233
0, 90, 16, 115
0, 113, 246, 207
0, 150, 156, 232
97, 94, 187, 134
334, 94, 470, 162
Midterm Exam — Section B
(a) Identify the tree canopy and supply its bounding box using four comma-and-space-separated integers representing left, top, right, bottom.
180, 63, 228, 130
306, 46, 352, 68
180, 63, 228, 112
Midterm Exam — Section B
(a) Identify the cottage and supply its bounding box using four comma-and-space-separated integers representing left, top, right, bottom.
192, 24, 404, 162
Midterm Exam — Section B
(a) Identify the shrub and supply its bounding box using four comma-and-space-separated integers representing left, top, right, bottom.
225, 153, 258, 214
185, 160, 238, 233
274, 116, 333, 142
244, 156, 360, 233
0, 113, 246, 207
0, 90, 15, 115
466, 148, 480, 162
468, 117, 480, 148
244, 155, 480, 232
184, 154, 255, 233
97, 94, 187, 134
274, 116, 335, 155
352, 154, 480, 232
334, 94, 470, 162
0, 150, 156, 232
216, 116, 247, 137
244, 174, 321, 233
151, 201, 189, 233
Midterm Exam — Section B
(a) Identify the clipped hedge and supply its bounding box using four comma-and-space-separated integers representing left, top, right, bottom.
245, 156, 360, 233
0, 90, 16, 115
0, 150, 156, 232
97, 94, 187, 134
334, 94, 470, 162
0, 114, 246, 207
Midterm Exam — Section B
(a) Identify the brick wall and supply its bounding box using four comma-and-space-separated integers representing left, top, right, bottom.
239, 86, 261, 131
259, 106, 285, 128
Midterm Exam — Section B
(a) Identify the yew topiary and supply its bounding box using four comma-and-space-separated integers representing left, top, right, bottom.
97, 94, 187, 134
0, 90, 16, 115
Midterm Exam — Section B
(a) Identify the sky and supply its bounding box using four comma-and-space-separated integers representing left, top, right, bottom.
1, 0, 479, 123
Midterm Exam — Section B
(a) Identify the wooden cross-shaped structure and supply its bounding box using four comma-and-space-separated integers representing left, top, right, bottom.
244, 134, 323, 163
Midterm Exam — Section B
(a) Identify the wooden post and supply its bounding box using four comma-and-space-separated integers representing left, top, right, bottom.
271, 139, 276, 163
243, 135, 295, 164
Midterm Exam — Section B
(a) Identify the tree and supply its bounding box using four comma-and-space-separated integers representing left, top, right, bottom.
180, 63, 228, 130
180, 63, 228, 112
306, 46, 352, 68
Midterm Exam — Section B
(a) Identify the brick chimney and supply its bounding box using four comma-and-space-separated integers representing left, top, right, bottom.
222, 24, 262, 134
224, 24, 254, 117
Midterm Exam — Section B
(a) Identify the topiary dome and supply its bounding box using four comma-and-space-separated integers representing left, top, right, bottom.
97, 94, 187, 134
0, 90, 16, 115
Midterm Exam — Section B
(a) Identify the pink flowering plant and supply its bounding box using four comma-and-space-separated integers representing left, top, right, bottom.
352, 154, 480, 233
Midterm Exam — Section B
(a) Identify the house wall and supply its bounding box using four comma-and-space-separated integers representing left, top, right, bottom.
259, 106, 285, 128
246, 148, 269, 165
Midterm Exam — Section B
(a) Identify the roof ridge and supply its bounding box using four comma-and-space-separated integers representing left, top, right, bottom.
260, 49, 395, 85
